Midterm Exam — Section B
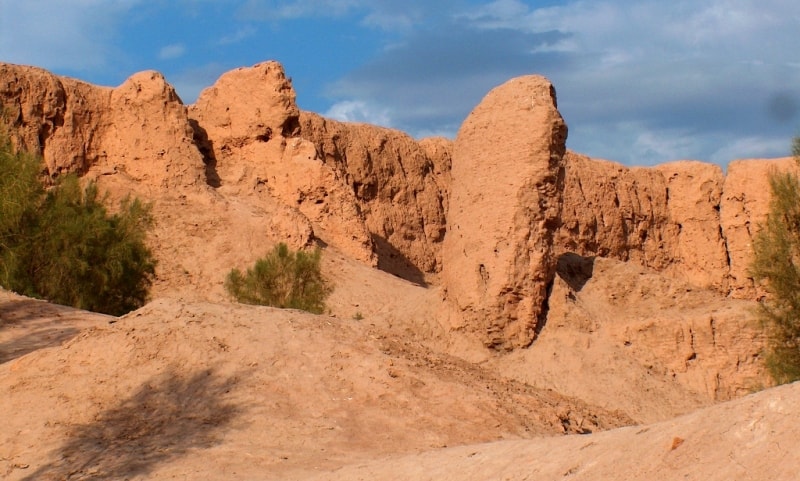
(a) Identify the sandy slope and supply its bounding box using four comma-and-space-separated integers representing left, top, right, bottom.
0, 245, 785, 481
0, 291, 112, 365
1, 279, 796, 481
308, 380, 800, 481
1, 290, 629, 481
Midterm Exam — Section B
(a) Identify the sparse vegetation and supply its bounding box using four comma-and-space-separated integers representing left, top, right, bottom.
750, 137, 800, 384
225, 243, 331, 314
0, 133, 156, 315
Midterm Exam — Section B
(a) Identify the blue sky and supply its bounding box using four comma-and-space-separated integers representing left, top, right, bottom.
1, 0, 799, 166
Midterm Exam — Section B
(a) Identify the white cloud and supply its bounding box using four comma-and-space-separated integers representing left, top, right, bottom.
564, 122, 700, 165
238, 0, 456, 31
0, 0, 141, 71
3, 0, 799, 166
411, 125, 460, 140
325, 100, 393, 127
631, 129, 699, 163
238, 0, 363, 20
449, 0, 800, 164
569, 121, 795, 167
709, 136, 793, 165
218, 25, 257, 45
158, 44, 186, 60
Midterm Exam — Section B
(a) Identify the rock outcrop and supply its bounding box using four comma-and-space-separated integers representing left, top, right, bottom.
0, 63, 205, 188
556, 152, 798, 299
441, 75, 568, 350
188, 62, 376, 265
2, 59, 797, 352
299, 112, 451, 281
436, 74, 794, 351
0, 64, 108, 175
722, 157, 799, 298
106, 71, 206, 188
556, 152, 731, 293
188, 62, 453, 274
502, 255, 765, 423
0, 62, 320, 301
0, 60, 455, 289
0, 61, 792, 456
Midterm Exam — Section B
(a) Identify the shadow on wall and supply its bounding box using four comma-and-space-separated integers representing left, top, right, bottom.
188, 119, 221, 188
372, 235, 428, 287
535, 253, 596, 340
20, 369, 243, 481
555, 252, 596, 292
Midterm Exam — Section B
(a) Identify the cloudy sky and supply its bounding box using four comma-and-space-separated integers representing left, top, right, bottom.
1, 0, 799, 166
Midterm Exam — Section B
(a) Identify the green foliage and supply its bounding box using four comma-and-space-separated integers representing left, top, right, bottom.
0, 134, 156, 316
0, 135, 43, 255
751, 137, 800, 384
225, 243, 331, 314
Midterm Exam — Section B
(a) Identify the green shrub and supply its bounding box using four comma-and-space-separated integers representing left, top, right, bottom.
751, 137, 800, 384
225, 243, 331, 314
0, 135, 43, 256
0, 133, 156, 316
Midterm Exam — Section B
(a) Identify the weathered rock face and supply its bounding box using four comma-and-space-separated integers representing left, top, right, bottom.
188, 62, 300, 147
654, 161, 730, 291
557, 152, 798, 298
0, 63, 205, 188
557, 152, 673, 267
437, 72, 792, 352
0, 60, 454, 286
105, 71, 206, 188
299, 112, 452, 281
3, 60, 797, 359
721, 157, 799, 298
557, 152, 731, 293
494, 253, 767, 424
188, 62, 376, 265
441, 75, 568, 350
0, 62, 319, 302
0, 63, 109, 174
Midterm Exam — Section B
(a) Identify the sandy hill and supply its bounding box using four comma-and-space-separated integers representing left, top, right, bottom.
307, 380, 800, 481
1, 60, 798, 480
